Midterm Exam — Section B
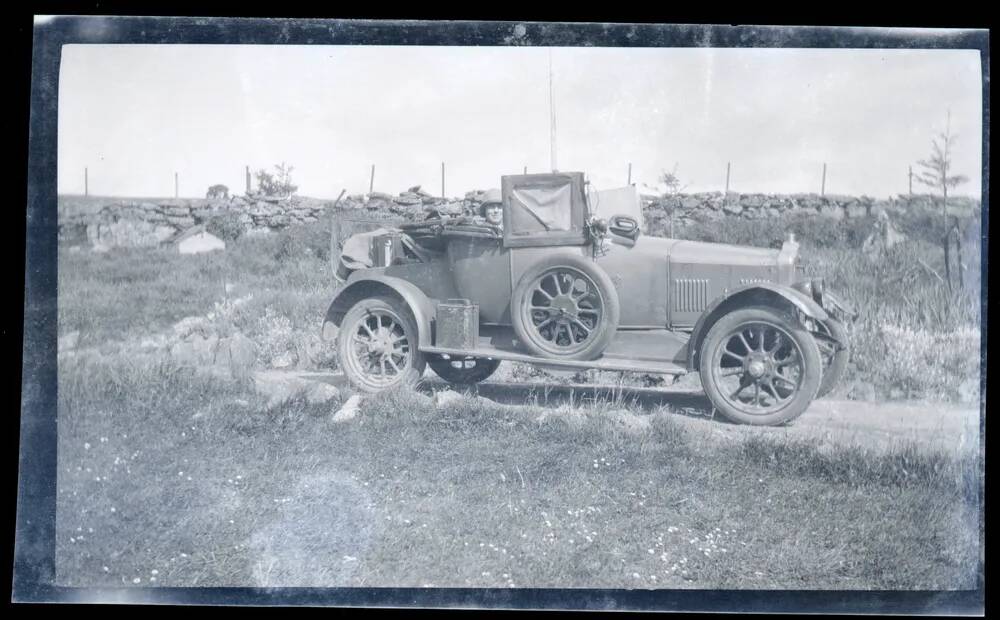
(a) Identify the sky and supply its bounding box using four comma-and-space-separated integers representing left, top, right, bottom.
58, 44, 983, 200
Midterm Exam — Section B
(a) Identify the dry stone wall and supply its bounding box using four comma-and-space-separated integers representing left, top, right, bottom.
58, 189, 981, 250
641, 192, 981, 228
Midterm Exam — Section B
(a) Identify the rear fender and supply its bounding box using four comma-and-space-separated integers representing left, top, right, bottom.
322, 274, 435, 348
686, 283, 829, 370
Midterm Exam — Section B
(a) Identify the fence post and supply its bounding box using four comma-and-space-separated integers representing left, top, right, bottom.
245, 165, 251, 195
441, 162, 445, 198
175, 172, 179, 198
369, 165, 375, 194
725, 162, 731, 194
821, 163, 827, 196
627, 162, 632, 185
523, 166, 527, 175
909, 166, 913, 197
84, 167, 88, 197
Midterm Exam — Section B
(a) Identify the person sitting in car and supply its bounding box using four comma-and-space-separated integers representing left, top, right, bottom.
478, 188, 503, 230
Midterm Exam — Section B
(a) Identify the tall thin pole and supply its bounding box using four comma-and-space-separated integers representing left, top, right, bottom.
245, 165, 251, 195
175, 172, 179, 198
549, 49, 557, 173
725, 162, 731, 194
369, 164, 375, 194
909, 165, 913, 196
821, 163, 827, 196
441, 162, 445, 198
84, 167, 88, 197
627, 163, 632, 185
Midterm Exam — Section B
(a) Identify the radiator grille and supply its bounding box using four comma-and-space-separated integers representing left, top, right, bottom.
739, 278, 772, 286
673, 278, 709, 312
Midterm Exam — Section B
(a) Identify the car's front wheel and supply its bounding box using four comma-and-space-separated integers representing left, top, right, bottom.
698, 306, 822, 426
337, 296, 427, 392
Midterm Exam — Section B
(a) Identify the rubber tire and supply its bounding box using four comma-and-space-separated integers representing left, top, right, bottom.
336, 295, 427, 393
816, 319, 850, 398
511, 253, 621, 361
698, 306, 822, 426
428, 357, 502, 385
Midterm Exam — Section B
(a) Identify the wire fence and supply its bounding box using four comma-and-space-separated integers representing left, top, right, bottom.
72, 161, 977, 202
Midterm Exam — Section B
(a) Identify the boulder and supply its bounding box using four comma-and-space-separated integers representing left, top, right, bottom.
169, 335, 219, 367
218, 332, 258, 381
252, 370, 342, 407
433, 390, 464, 408
333, 394, 363, 422
680, 196, 701, 210
847, 380, 877, 401
172, 315, 214, 339
270, 350, 298, 369
722, 202, 743, 216
393, 194, 422, 206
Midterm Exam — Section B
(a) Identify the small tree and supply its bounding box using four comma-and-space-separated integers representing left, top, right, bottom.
659, 164, 687, 237
914, 111, 969, 290
255, 161, 299, 197
659, 163, 687, 196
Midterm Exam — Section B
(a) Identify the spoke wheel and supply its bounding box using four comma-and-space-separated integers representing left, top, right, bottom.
699, 306, 822, 426
511, 254, 620, 361
337, 296, 426, 392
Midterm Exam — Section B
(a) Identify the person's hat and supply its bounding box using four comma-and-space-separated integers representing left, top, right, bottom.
481, 188, 502, 205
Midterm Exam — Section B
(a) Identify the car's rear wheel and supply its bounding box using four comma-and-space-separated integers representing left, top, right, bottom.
428, 356, 501, 385
699, 306, 822, 426
816, 318, 850, 398
337, 296, 427, 392
511, 254, 620, 361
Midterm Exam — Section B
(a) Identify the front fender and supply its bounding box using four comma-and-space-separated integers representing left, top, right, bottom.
686, 283, 830, 370
322, 273, 436, 348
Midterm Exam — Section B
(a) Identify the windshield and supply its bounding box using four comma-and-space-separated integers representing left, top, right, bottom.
508, 179, 573, 233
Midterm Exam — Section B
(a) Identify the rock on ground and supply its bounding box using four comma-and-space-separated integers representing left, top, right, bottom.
333, 394, 363, 422
433, 389, 464, 408
252, 370, 342, 407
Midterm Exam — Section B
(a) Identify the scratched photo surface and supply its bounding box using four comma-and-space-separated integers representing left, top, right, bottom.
44, 26, 983, 598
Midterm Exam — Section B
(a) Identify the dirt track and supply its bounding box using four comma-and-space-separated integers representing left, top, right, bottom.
419, 379, 982, 455
304, 371, 981, 455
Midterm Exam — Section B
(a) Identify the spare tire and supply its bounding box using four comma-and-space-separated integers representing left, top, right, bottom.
511, 253, 620, 361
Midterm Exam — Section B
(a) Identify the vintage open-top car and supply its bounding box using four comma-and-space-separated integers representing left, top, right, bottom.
322, 172, 855, 425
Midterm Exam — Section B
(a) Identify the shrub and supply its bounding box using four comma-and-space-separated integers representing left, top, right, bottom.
205, 211, 248, 242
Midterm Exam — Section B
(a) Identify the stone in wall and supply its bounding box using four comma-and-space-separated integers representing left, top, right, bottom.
818, 204, 845, 220
845, 203, 868, 218
165, 215, 196, 228
723, 202, 743, 215
87, 220, 177, 249
163, 205, 192, 218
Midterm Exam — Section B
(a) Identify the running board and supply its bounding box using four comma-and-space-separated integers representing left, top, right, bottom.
419, 344, 688, 375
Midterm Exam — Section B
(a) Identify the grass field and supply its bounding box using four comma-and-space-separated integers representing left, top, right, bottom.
54, 199, 984, 589
57, 360, 981, 589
